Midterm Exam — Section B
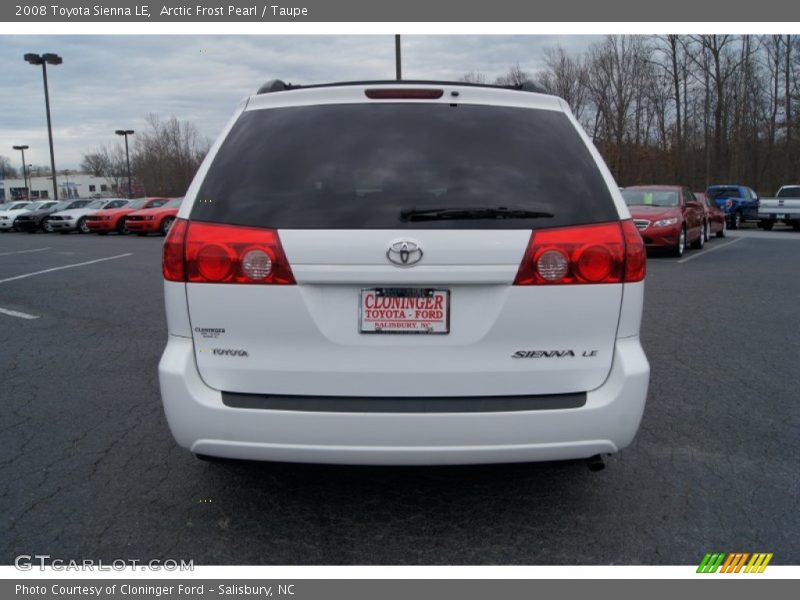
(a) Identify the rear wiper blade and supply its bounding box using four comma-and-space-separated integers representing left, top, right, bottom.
400, 207, 554, 222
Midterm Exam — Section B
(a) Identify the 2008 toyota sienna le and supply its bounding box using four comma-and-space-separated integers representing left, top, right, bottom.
158, 79, 650, 467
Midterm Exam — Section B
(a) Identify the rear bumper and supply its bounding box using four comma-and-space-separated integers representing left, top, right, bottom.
158, 335, 650, 465
758, 211, 800, 220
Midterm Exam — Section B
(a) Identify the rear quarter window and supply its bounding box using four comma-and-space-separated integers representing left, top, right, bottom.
191, 103, 618, 230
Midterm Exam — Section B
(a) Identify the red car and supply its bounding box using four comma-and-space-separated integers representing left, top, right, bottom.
85, 197, 168, 235
126, 197, 183, 236
696, 192, 726, 239
621, 185, 706, 257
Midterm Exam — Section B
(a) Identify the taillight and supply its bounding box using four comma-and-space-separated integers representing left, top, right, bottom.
621, 220, 646, 282
162, 218, 188, 281
725, 199, 733, 209
162, 219, 295, 285
513, 221, 645, 285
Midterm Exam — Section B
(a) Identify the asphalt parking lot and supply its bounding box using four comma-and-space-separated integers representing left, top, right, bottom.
1, 227, 798, 565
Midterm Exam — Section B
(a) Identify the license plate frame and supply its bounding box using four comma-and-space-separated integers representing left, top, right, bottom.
359, 288, 450, 334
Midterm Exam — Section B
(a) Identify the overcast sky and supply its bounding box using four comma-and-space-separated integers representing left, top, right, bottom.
0, 35, 600, 171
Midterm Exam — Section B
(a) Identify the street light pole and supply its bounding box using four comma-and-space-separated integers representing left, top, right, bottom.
115, 129, 135, 198
24, 52, 62, 201
12, 145, 30, 199
395, 34, 402, 80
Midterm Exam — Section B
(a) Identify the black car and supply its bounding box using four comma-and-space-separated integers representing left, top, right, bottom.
14, 200, 91, 232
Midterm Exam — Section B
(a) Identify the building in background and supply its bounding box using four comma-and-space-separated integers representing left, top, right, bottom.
0, 173, 121, 201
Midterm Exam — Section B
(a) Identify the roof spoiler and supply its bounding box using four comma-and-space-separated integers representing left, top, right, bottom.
256, 79, 296, 93
256, 79, 548, 95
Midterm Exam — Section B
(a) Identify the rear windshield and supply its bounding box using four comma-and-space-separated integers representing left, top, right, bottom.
191, 103, 617, 229
707, 187, 742, 199
777, 187, 800, 198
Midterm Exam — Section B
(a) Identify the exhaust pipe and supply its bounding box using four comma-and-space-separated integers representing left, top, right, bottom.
586, 454, 606, 472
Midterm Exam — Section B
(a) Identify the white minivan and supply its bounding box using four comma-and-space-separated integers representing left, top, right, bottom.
159, 80, 649, 467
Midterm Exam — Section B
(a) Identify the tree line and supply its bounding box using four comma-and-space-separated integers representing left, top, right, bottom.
465, 34, 799, 193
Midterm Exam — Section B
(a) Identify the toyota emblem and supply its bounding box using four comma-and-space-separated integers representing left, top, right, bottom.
386, 240, 423, 266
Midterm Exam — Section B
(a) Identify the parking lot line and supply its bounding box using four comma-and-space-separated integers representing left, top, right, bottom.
677, 237, 745, 264
0, 247, 51, 257
0, 306, 39, 320
0, 253, 134, 284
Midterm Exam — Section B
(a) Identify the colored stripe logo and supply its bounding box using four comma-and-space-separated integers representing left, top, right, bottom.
697, 552, 773, 573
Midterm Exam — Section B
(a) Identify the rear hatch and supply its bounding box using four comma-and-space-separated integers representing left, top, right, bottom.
183, 96, 627, 397
707, 186, 742, 209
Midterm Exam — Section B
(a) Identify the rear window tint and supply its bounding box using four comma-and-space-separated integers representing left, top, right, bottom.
777, 187, 800, 198
192, 103, 617, 229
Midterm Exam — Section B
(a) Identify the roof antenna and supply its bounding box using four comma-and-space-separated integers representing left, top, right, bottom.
395, 34, 402, 80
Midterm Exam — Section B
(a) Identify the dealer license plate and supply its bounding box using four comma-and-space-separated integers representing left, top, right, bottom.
360, 288, 450, 334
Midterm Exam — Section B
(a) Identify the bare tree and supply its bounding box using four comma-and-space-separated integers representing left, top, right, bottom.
685, 35, 750, 181
494, 64, 531, 86
536, 45, 590, 122
586, 36, 653, 180
459, 71, 489, 84
131, 114, 210, 197
651, 34, 692, 177
81, 144, 128, 194
80, 151, 110, 177
0, 155, 19, 179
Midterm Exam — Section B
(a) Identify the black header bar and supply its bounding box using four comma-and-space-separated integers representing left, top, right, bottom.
3, 0, 800, 22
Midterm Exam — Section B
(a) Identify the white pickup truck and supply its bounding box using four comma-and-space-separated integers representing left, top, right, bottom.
758, 185, 800, 230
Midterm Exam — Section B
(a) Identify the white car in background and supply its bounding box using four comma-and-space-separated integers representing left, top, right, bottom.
48, 198, 130, 234
159, 79, 650, 468
0, 201, 43, 231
